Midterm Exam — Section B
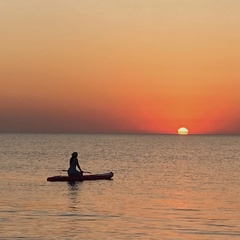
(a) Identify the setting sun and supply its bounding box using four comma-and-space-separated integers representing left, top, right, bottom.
178, 127, 189, 135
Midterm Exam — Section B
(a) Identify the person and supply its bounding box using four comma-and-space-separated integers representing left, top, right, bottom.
67, 152, 83, 177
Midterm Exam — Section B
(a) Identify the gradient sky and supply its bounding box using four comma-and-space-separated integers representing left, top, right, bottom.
1, 0, 240, 134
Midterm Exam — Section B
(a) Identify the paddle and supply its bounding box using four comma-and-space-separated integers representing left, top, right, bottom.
58, 170, 92, 174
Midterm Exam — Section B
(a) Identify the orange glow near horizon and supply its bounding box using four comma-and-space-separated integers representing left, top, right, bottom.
0, 1, 240, 134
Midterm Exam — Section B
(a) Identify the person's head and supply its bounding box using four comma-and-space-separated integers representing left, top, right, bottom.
71, 152, 78, 158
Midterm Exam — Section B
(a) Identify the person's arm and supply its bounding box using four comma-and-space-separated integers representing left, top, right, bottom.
76, 159, 83, 173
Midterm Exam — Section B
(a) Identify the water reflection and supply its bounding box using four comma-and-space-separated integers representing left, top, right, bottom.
67, 182, 81, 210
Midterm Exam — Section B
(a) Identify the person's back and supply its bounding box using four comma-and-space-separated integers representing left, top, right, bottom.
69, 157, 78, 169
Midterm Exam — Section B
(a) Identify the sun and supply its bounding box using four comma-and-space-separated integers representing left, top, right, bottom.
178, 127, 189, 135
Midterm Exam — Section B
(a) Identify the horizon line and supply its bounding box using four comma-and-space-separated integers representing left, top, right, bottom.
0, 132, 239, 136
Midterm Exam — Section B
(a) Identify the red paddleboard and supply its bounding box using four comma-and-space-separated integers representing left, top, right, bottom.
47, 172, 114, 182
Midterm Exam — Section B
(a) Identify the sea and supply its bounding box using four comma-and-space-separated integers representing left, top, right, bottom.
0, 133, 239, 240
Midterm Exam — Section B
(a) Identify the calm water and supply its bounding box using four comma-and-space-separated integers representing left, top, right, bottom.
0, 134, 240, 239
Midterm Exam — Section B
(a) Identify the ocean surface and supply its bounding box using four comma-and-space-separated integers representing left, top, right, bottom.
0, 134, 239, 240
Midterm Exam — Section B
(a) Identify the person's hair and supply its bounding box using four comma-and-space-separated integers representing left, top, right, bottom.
71, 152, 78, 158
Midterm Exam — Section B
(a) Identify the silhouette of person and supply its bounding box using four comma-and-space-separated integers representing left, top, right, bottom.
67, 152, 83, 177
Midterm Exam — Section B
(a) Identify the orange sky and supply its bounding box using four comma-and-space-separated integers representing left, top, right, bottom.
0, 1, 240, 134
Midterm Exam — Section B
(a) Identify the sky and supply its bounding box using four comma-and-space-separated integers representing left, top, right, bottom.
0, 0, 240, 134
